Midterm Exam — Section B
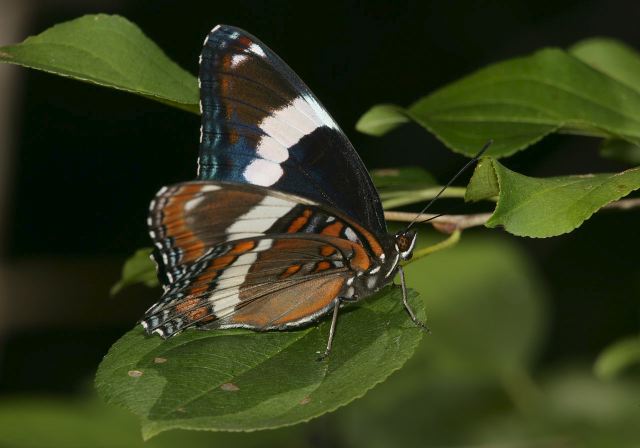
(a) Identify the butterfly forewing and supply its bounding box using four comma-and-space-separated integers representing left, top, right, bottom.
198, 25, 386, 234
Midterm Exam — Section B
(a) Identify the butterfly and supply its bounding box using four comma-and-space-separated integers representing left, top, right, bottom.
140, 25, 425, 359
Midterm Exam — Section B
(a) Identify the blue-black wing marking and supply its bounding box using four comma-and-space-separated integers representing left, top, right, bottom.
197, 25, 386, 234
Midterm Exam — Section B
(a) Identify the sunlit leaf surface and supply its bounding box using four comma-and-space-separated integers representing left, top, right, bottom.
0, 14, 199, 112
358, 39, 640, 158
466, 158, 640, 237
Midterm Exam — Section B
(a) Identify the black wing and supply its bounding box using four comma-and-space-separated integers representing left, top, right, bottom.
197, 25, 386, 234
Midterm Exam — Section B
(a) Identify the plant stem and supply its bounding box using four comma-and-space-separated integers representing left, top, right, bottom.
384, 197, 640, 230
604, 197, 640, 210
381, 186, 468, 209
385, 211, 492, 231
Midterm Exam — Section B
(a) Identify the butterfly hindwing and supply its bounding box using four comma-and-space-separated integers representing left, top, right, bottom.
142, 235, 352, 336
198, 25, 386, 234
143, 181, 387, 337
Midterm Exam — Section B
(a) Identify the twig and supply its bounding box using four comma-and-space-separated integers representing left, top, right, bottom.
603, 197, 640, 210
384, 211, 492, 232
384, 197, 640, 233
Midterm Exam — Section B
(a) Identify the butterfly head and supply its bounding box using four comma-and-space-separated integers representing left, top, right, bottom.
394, 229, 417, 261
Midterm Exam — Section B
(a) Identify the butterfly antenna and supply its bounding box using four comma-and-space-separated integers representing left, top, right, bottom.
406, 139, 493, 229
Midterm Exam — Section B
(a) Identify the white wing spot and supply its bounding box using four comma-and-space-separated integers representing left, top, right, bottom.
249, 43, 266, 57
243, 159, 284, 186
185, 196, 205, 212
226, 196, 295, 236
344, 227, 358, 242
231, 54, 248, 66
253, 95, 338, 169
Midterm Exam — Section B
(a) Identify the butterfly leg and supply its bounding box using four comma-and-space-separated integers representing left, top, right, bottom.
398, 266, 430, 333
317, 298, 341, 361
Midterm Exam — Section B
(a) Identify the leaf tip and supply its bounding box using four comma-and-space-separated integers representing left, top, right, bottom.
355, 104, 409, 136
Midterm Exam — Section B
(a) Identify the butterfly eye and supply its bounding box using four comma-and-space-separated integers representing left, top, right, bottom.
395, 230, 417, 260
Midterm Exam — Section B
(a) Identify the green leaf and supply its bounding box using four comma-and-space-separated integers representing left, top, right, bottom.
111, 248, 158, 296
466, 157, 640, 237
594, 335, 640, 380
599, 139, 640, 165
355, 104, 409, 136
358, 41, 640, 157
95, 288, 424, 439
0, 14, 199, 113
570, 38, 640, 94
463, 157, 499, 202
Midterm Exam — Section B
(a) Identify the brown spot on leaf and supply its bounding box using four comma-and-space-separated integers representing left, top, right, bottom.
299, 397, 311, 405
221, 382, 240, 392
154, 357, 167, 364
176, 407, 187, 413
128, 370, 143, 377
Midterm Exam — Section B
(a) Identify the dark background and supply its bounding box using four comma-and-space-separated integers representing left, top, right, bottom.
0, 0, 638, 440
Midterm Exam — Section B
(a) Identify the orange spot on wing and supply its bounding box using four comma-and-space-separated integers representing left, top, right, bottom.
320, 245, 336, 257
347, 221, 385, 258
175, 297, 199, 314
315, 261, 331, 272
281, 264, 301, 278
219, 54, 236, 142
161, 184, 207, 263
287, 209, 312, 233
229, 240, 256, 255
322, 222, 344, 238
188, 269, 220, 296
187, 307, 209, 322
211, 254, 236, 270
238, 36, 252, 47
349, 246, 372, 271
